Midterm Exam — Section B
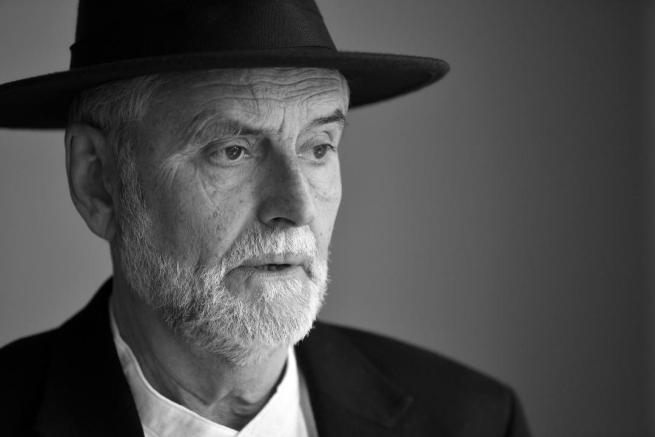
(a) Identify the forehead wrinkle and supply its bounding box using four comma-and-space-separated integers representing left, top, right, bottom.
188, 101, 345, 144
182, 108, 243, 145
185, 72, 346, 105
157, 73, 348, 148
256, 86, 346, 111
242, 77, 345, 99
156, 68, 348, 108
178, 95, 262, 145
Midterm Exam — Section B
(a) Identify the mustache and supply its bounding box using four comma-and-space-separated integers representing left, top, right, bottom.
218, 224, 319, 274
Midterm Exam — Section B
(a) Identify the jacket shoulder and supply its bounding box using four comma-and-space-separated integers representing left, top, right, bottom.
0, 330, 57, 432
327, 323, 507, 392
315, 322, 530, 436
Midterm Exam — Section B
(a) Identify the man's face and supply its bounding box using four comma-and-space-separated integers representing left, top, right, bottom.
114, 68, 349, 363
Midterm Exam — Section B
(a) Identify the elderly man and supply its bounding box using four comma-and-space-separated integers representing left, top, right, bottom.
0, 1, 529, 436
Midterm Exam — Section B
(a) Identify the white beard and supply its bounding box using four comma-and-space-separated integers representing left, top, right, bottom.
114, 147, 328, 366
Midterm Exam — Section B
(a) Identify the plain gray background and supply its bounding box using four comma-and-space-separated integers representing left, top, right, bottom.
0, 1, 653, 436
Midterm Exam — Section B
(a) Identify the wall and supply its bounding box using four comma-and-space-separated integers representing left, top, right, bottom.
0, 1, 651, 436
648, 1, 655, 435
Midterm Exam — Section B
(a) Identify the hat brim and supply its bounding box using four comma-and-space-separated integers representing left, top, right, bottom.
0, 49, 449, 129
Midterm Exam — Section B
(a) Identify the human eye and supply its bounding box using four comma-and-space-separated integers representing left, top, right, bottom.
300, 143, 336, 163
204, 141, 252, 166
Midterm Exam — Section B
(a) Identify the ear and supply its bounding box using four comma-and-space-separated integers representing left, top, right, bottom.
65, 123, 117, 242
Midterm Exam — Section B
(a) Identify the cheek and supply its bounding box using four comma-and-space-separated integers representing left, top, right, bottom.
150, 166, 253, 263
307, 158, 342, 203
308, 162, 342, 249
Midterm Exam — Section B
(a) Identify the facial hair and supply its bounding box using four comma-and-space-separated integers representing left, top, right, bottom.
113, 146, 328, 366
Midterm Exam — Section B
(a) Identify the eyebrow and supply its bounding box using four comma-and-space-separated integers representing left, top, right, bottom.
185, 108, 347, 144
307, 109, 347, 129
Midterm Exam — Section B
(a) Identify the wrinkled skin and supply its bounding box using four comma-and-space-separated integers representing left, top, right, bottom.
129, 68, 348, 297
71, 68, 351, 429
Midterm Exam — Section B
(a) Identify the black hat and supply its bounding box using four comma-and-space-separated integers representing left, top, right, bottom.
0, 0, 449, 129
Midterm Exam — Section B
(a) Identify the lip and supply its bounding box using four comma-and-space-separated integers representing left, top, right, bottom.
234, 264, 305, 278
230, 264, 308, 284
239, 254, 310, 270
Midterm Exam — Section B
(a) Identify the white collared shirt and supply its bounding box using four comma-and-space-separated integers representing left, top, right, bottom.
110, 310, 318, 437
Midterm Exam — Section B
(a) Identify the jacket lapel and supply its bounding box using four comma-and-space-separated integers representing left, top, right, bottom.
295, 323, 415, 437
32, 280, 415, 436
34, 279, 143, 437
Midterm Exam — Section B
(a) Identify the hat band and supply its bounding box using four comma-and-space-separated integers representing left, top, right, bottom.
70, 0, 336, 69
70, 40, 337, 69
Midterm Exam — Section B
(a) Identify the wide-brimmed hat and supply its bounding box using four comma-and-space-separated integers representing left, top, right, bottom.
0, 0, 449, 129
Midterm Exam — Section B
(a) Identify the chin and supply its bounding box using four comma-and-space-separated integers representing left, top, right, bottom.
142, 265, 326, 366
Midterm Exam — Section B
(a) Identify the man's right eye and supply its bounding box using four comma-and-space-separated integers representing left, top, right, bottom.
205, 143, 252, 165
223, 145, 248, 161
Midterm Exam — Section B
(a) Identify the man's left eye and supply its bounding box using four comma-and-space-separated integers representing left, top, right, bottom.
309, 144, 335, 160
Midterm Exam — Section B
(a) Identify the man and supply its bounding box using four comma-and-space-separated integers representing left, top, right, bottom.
0, 0, 530, 436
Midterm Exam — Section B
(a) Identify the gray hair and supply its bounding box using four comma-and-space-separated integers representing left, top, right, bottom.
67, 75, 164, 156
66, 68, 350, 156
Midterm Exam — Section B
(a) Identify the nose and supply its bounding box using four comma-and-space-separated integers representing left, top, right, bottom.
256, 153, 316, 227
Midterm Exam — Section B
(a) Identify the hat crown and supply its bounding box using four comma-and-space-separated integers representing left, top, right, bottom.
0, 0, 448, 129
71, 0, 336, 68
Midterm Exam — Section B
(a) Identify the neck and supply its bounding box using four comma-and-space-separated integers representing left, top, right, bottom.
110, 275, 289, 430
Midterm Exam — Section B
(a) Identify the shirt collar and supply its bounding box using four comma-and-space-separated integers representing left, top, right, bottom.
109, 307, 306, 437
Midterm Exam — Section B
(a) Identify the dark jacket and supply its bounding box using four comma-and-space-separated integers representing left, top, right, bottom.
1, 280, 530, 436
